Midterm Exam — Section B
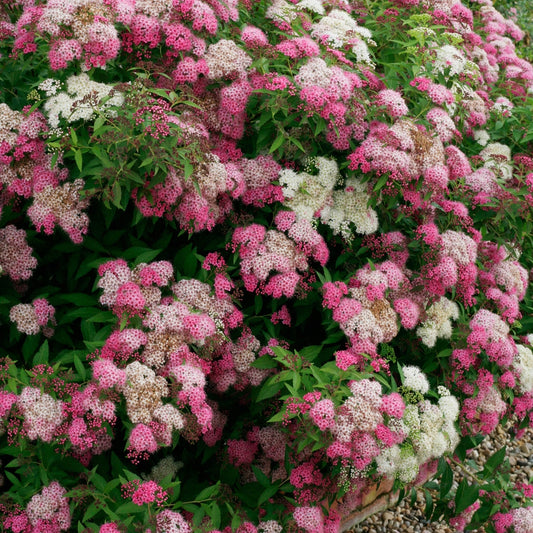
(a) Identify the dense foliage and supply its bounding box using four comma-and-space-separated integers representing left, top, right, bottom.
0, 0, 533, 531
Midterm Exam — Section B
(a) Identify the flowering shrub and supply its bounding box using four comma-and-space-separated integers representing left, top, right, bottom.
0, 0, 533, 532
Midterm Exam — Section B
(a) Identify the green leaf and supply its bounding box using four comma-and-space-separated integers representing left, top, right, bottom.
195, 484, 220, 501
5, 471, 20, 487
258, 484, 279, 505
252, 465, 270, 487
115, 502, 144, 514
299, 345, 322, 362
269, 134, 284, 153
22, 335, 41, 364
58, 293, 97, 306
256, 379, 284, 402
250, 356, 278, 369
481, 446, 506, 479
70, 127, 78, 145
267, 411, 284, 423
208, 503, 221, 529
454, 479, 480, 514
184, 159, 194, 180
112, 182, 122, 209
373, 173, 389, 192
93, 116, 105, 131
139, 157, 153, 168
83, 503, 100, 522
289, 136, 305, 153
440, 461, 453, 499
73, 354, 87, 380
123, 247, 163, 264
74, 149, 83, 172
33, 340, 49, 366
423, 489, 433, 521
254, 294, 263, 315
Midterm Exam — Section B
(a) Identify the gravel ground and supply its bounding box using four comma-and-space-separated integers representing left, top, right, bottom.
350, 424, 533, 533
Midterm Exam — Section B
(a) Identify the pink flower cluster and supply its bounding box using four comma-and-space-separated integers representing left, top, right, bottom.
4, 482, 70, 533
0, 225, 37, 282
94, 259, 248, 457
10, 298, 56, 337
326, 379, 405, 468
323, 260, 416, 371
0, 105, 87, 243
232, 224, 309, 298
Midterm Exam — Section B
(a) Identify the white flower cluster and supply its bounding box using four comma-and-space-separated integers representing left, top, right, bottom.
515, 344, 533, 393
376, 375, 459, 483
265, 0, 299, 25
473, 129, 490, 146
480, 142, 513, 181
311, 10, 374, 65
320, 177, 379, 238
43, 73, 124, 128
38, 78, 61, 97
279, 159, 378, 238
416, 297, 459, 348
296, 0, 324, 15
492, 96, 513, 115
142, 456, 183, 483
279, 157, 339, 220
402, 365, 429, 394
433, 45, 468, 77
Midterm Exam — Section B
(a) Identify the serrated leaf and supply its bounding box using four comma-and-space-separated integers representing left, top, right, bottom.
112, 182, 122, 209
269, 134, 284, 153
454, 479, 480, 514
184, 159, 194, 180
373, 173, 389, 192
33, 340, 49, 366
195, 484, 220, 501
139, 157, 153, 168
481, 446, 506, 479
73, 354, 87, 380
440, 461, 453, 498
256, 379, 284, 402
250, 356, 277, 369
74, 149, 83, 171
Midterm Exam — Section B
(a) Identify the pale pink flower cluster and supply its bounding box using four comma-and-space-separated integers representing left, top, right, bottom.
204, 39, 252, 79
17, 387, 64, 442
97, 259, 173, 316
0, 103, 85, 243
232, 224, 309, 298
25, 482, 71, 532
326, 379, 406, 470
95, 259, 246, 456
16, 0, 122, 69
28, 179, 90, 244
10, 298, 56, 337
323, 261, 413, 369
0, 225, 37, 281
211, 332, 270, 392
